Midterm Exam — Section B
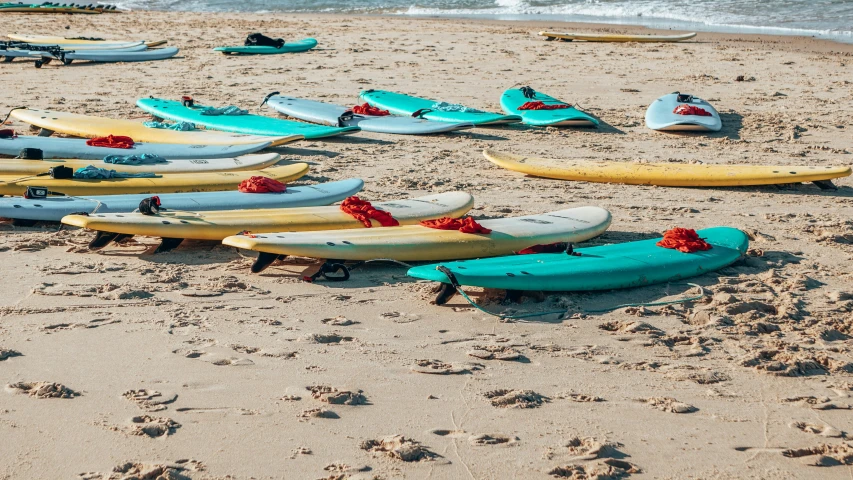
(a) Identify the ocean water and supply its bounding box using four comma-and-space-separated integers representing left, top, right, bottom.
113, 0, 853, 44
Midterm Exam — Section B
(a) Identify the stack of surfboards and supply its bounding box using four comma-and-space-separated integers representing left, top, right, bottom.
3, 34, 174, 66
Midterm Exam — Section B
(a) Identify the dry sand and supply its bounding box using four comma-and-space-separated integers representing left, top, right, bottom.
1, 11, 853, 480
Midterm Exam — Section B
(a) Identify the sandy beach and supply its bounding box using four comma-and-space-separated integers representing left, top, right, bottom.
1, 10, 853, 479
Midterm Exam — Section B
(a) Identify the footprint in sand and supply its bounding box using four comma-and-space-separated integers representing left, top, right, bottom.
119, 415, 181, 438
638, 397, 696, 414
307, 385, 368, 405
484, 389, 549, 409
790, 421, 845, 438
468, 434, 519, 446
298, 407, 339, 420
78, 459, 204, 480
410, 359, 481, 375
782, 443, 853, 466
360, 435, 439, 462
554, 392, 605, 402
299, 332, 355, 344
123, 389, 178, 412
321, 315, 357, 326
6, 382, 78, 399
661, 365, 730, 384
0, 348, 22, 361
549, 459, 640, 479
173, 348, 254, 366
41, 318, 120, 333
467, 345, 522, 361
782, 395, 852, 410
380, 311, 420, 323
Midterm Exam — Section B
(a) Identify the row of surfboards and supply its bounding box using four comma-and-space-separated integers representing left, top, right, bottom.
0, 177, 750, 301
1, 34, 176, 67
0, 2, 120, 13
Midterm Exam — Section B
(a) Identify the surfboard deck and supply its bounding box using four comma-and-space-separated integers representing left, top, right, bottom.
0, 163, 309, 196
408, 226, 747, 292
359, 90, 521, 126
540, 31, 697, 43
501, 88, 598, 127
483, 149, 852, 187
9, 108, 300, 147
0, 179, 364, 223
214, 38, 317, 55
137, 98, 359, 139
266, 95, 474, 135
222, 206, 611, 262
0, 135, 272, 160
63, 192, 475, 241
646, 93, 722, 132
7, 34, 152, 46
0, 153, 281, 175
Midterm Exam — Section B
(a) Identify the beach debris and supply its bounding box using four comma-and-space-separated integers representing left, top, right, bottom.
7, 381, 78, 399
484, 389, 549, 409
0, 348, 22, 361
360, 435, 437, 462
299, 333, 354, 344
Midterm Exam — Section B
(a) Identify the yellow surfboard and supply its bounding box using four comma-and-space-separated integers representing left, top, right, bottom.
539, 31, 697, 43
483, 149, 852, 188
10, 109, 300, 147
0, 163, 308, 196
0, 153, 282, 175
61, 192, 475, 241
7, 34, 164, 47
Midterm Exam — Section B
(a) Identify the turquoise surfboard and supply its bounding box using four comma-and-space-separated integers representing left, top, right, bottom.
501, 87, 598, 127
213, 38, 318, 55
359, 90, 521, 126
408, 227, 747, 292
136, 98, 359, 139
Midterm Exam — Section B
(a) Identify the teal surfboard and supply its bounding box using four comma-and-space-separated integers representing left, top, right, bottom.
213, 38, 318, 55
408, 227, 747, 292
359, 90, 521, 126
136, 98, 359, 139
501, 87, 598, 127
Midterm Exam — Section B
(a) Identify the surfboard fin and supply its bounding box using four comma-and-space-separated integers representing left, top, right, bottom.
433, 283, 457, 306
251, 252, 283, 273
113, 233, 134, 244
37, 128, 54, 137
812, 180, 837, 190
89, 231, 118, 250
154, 237, 183, 253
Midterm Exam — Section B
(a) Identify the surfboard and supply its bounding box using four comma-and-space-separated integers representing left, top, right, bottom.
63, 192, 475, 251
359, 90, 522, 126
0, 163, 309, 196
483, 149, 852, 188
0, 153, 281, 175
646, 93, 722, 132
3, 41, 146, 50
0, 178, 364, 224
9, 108, 300, 147
265, 95, 474, 135
408, 227, 747, 299
32, 47, 179, 66
221, 206, 611, 266
0, 135, 272, 160
0, 5, 103, 13
500, 87, 598, 127
7, 34, 153, 46
539, 32, 697, 43
214, 38, 318, 55
136, 98, 359, 140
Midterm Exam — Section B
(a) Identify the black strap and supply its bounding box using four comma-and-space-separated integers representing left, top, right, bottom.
49, 165, 73, 179
138, 196, 160, 215
520, 86, 536, 99
0, 106, 26, 128
305, 262, 350, 282
565, 243, 582, 257
337, 110, 356, 127
411, 108, 432, 118
16, 148, 43, 160
436, 265, 461, 289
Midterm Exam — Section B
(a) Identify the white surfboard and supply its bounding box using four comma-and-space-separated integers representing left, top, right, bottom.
32, 47, 179, 65
0, 135, 272, 160
645, 92, 722, 132
0, 178, 365, 224
266, 95, 474, 135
